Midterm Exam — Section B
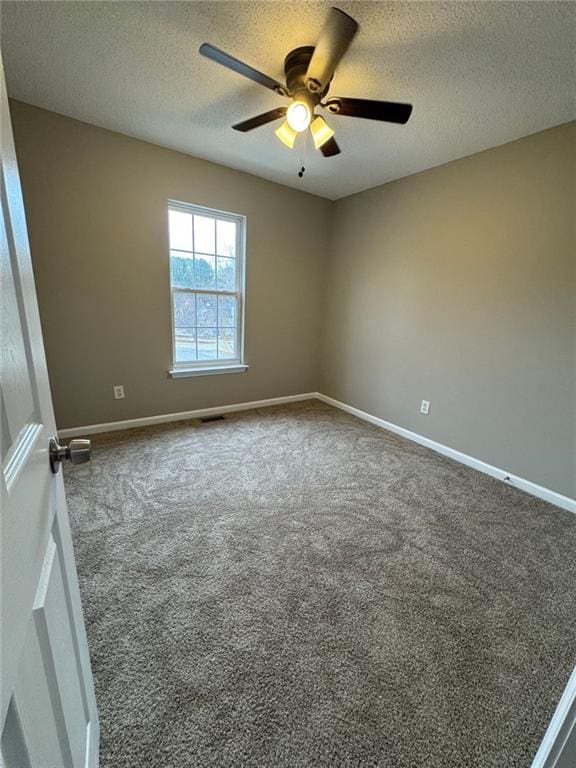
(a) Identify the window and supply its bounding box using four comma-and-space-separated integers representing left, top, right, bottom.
168, 201, 246, 376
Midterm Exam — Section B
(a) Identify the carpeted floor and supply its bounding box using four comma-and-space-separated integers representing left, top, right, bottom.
65, 400, 576, 768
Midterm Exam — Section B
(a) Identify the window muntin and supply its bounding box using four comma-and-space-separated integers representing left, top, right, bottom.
168, 202, 245, 369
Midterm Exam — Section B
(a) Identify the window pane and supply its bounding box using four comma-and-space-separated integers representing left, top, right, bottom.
218, 295, 236, 327
194, 215, 215, 254
216, 256, 236, 291
194, 254, 216, 290
175, 329, 197, 363
173, 291, 196, 327
169, 210, 192, 251
197, 327, 217, 360
216, 219, 236, 257
196, 294, 217, 327
218, 327, 236, 360
168, 203, 244, 370
171, 252, 195, 289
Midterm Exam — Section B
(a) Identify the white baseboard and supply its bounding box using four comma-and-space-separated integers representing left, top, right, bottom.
59, 390, 575, 514
316, 393, 576, 514
57, 393, 317, 438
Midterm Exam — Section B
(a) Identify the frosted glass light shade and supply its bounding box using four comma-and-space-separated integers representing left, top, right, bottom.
275, 121, 297, 148
310, 116, 335, 149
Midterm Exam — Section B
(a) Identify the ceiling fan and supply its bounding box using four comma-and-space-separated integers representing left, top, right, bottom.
199, 6, 413, 158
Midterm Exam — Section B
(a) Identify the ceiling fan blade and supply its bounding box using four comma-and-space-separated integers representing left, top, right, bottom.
199, 43, 287, 96
323, 97, 413, 124
305, 7, 359, 95
232, 108, 288, 132
320, 137, 341, 157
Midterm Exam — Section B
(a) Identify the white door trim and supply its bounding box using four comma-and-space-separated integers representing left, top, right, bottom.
530, 665, 576, 767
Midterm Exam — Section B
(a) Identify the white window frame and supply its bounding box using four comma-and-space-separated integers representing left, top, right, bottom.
167, 200, 247, 378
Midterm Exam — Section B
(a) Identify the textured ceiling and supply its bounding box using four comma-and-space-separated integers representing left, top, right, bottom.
1, 1, 574, 199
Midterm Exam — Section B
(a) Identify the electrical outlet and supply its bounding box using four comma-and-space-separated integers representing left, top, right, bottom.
113, 385, 125, 400
420, 399, 430, 415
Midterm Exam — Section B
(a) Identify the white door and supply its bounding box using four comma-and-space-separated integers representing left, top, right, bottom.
0, 56, 99, 767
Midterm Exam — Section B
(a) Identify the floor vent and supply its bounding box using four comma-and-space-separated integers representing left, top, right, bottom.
199, 415, 225, 424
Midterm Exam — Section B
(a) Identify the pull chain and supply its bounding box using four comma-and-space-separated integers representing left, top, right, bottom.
298, 129, 308, 178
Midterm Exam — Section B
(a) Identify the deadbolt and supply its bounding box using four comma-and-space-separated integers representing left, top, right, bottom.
49, 438, 91, 474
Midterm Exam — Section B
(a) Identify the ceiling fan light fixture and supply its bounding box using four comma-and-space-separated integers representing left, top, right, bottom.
286, 100, 312, 132
310, 116, 335, 149
275, 120, 297, 148
201, 6, 413, 162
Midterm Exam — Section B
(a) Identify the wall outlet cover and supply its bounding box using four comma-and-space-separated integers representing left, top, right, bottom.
113, 385, 125, 400
420, 399, 430, 415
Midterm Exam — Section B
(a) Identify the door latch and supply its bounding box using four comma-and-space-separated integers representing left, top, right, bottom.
49, 438, 91, 474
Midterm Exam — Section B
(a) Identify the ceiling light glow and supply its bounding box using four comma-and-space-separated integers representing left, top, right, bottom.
310, 116, 335, 149
287, 101, 311, 133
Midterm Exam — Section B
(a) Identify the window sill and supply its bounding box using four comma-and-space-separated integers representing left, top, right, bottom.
169, 364, 249, 379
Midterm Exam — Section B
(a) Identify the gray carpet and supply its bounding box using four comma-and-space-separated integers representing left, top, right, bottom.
64, 400, 576, 768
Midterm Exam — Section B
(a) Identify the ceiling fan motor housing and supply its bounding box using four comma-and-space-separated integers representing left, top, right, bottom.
284, 46, 329, 102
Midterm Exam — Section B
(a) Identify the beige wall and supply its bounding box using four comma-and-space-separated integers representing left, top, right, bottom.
321, 123, 576, 498
10, 100, 331, 429
10, 101, 575, 497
